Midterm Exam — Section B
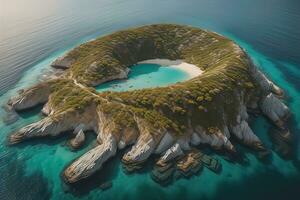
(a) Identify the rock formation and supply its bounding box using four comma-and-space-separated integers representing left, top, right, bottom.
69, 128, 86, 150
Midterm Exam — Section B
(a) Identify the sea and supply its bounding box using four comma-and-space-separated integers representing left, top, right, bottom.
0, 0, 300, 199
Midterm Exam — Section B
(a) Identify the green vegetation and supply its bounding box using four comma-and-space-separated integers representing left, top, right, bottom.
28, 24, 262, 138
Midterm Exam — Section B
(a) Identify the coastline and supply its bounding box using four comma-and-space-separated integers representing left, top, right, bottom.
138, 59, 203, 78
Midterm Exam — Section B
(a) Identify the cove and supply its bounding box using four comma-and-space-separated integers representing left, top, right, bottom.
96, 63, 190, 92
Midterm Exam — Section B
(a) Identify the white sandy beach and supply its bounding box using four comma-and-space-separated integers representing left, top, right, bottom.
138, 59, 203, 78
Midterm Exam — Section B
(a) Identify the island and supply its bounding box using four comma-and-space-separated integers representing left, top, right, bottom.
6, 24, 292, 185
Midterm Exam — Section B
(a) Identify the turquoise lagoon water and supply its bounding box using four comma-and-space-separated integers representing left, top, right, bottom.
1, 0, 300, 200
96, 64, 189, 92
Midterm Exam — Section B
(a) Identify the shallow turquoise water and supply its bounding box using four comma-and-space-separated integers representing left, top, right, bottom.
96, 63, 189, 92
1, 0, 300, 200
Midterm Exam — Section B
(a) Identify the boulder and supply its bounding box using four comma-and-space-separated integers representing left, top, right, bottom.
69, 129, 85, 150
2, 105, 19, 125
99, 181, 113, 190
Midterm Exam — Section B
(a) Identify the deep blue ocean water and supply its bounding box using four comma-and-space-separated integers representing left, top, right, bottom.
0, 0, 300, 199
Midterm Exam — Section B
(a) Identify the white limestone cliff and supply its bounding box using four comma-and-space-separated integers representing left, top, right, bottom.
160, 143, 183, 163
122, 134, 155, 163
64, 134, 117, 183
230, 120, 262, 148
260, 93, 289, 127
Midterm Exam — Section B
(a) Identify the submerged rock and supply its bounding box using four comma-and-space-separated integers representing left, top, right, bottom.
268, 127, 293, 159
198, 152, 221, 173
2, 105, 19, 125
176, 151, 203, 177
151, 162, 175, 185
99, 181, 113, 190
151, 149, 206, 185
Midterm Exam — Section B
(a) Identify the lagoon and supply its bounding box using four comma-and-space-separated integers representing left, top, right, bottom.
96, 63, 190, 92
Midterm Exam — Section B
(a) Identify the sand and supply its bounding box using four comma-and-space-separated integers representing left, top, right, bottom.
138, 59, 203, 78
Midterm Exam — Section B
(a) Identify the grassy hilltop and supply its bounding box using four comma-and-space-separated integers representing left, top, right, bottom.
45, 24, 258, 137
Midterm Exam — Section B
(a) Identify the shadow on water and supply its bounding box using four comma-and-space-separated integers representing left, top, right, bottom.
275, 62, 300, 91
286, 113, 300, 171
116, 153, 300, 200
200, 169, 300, 200
0, 151, 51, 200
17, 104, 44, 119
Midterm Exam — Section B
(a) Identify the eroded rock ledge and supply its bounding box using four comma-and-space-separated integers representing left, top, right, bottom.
6, 24, 292, 185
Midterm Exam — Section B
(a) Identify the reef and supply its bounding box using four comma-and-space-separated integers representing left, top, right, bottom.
6, 24, 292, 185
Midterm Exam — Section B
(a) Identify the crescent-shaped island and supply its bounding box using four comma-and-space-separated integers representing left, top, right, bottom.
6, 24, 292, 185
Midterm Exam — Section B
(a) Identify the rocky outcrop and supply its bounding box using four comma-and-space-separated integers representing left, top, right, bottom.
9, 113, 76, 144
230, 120, 263, 149
194, 126, 235, 152
190, 132, 201, 146
154, 132, 174, 154
249, 62, 283, 96
69, 129, 85, 150
41, 101, 53, 115
260, 93, 289, 127
160, 143, 183, 163
198, 152, 221, 173
122, 134, 155, 163
90, 67, 130, 86
64, 134, 117, 183
177, 137, 191, 151
151, 161, 175, 185
51, 55, 74, 69
176, 151, 203, 177
7, 83, 51, 111
152, 149, 220, 185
